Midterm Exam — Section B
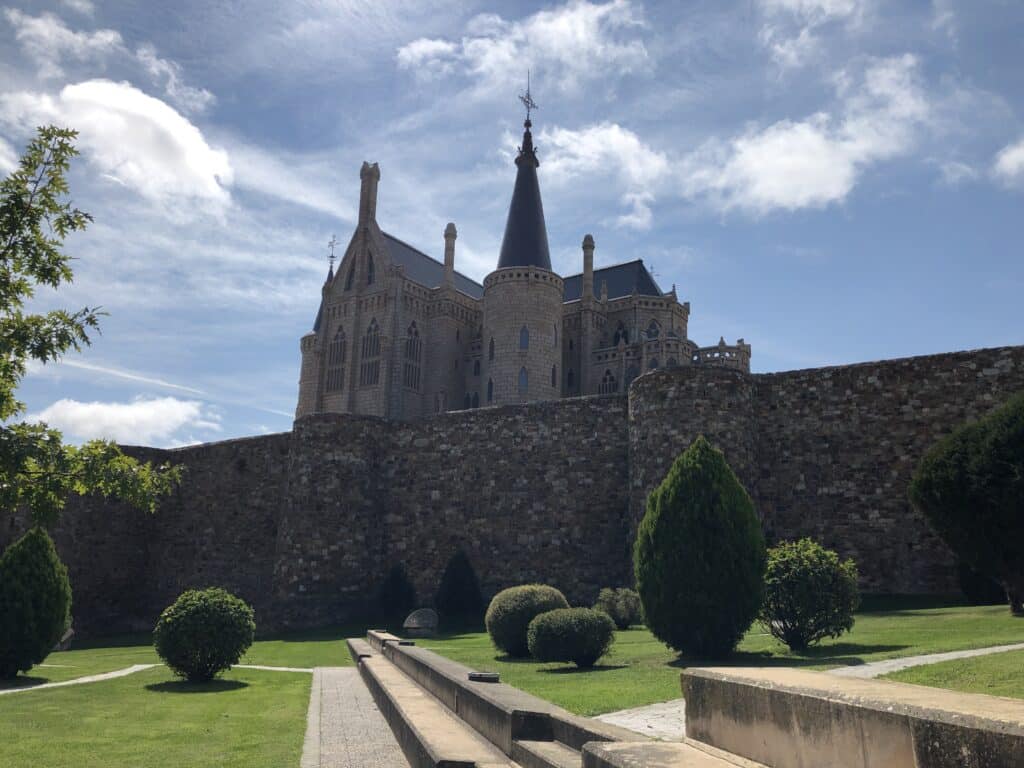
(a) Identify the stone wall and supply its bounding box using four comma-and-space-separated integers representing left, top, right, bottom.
6, 344, 1023, 637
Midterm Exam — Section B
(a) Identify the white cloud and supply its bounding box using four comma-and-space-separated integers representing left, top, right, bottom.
758, 0, 863, 69
935, 159, 977, 186
993, 137, 1024, 185
538, 122, 668, 228
30, 396, 221, 446
680, 55, 929, 214
136, 44, 216, 114
3, 9, 123, 79
61, 0, 95, 15
0, 135, 18, 173
0, 79, 232, 210
396, 0, 648, 94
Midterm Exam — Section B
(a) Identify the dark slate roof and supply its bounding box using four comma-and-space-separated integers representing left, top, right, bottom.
382, 232, 484, 299
497, 123, 552, 270
562, 260, 665, 302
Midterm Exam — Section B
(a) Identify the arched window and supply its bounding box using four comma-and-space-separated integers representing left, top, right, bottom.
667, 357, 679, 368
569, 339, 574, 351
519, 325, 529, 349
472, 392, 479, 408
567, 369, 575, 389
326, 327, 346, 392
402, 322, 421, 390
473, 359, 480, 376
518, 366, 528, 395
598, 369, 617, 394
345, 264, 355, 291
359, 318, 381, 385
625, 365, 640, 386
551, 365, 557, 388
613, 322, 629, 346
647, 319, 660, 339
366, 254, 375, 285
648, 357, 659, 370
487, 378, 493, 403
553, 323, 558, 347
463, 393, 471, 409
488, 337, 495, 361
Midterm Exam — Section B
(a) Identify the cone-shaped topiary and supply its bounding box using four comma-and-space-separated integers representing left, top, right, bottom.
909, 391, 1024, 614
634, 435, 766, 658
0, 527, 72, 679
377, 563, 417, 618
485, 584, 569, 657
527, 607, 616, 668
153, 588, 255, 682
434, 549, 484, 618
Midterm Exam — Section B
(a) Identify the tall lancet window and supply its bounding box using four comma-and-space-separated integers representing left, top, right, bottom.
359, 318, 381, 386
326, 327, 346, 392
647, 319, 660, 339
489, 337, 495, 361
345, 264, 355, 291
519, 326, 529, 349
518, 366, 529, 395
402, 322, 422, 390
551, 365, 557, 388
487, 378, 493, 402
598, 369, 617, 394
366, 254, 375, 285
613, 322, 629, 346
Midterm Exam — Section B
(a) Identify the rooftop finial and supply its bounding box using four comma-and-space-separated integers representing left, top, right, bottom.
519, 69, 538, 127
327, 234, 338, 276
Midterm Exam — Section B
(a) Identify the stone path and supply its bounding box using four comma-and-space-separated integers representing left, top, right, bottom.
0, 664, 158, 696
301, 667, 407, 768
596, 642, 1024, 740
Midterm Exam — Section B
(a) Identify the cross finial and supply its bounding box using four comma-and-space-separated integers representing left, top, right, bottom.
327, 234, 339, 270
519, 70, 538, 123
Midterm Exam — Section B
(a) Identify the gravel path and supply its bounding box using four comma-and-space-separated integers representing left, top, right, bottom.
301, 667, 407, 768
827, 642, 1024, 679
0, 664, 158, 696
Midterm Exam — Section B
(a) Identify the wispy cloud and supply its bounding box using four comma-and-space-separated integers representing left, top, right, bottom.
993, 137, 1024, 185
757, 0, 864, 70
4, 8, 123, 79
135, 43, 215, 114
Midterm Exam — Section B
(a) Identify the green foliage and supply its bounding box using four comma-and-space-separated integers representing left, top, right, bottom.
634, 435, 766, 658
153, 588, 255, 682
377, 563, 417, 617
434, 549, 484, 618
485, 584, 569, 657
594, 587, 643, 630
1, 126, 180, 527
0, 527, 71, 678
527, 607, 616, 668
957, 560, 1006, 606
760, 538, 860, 651
909, 391, 1024, 614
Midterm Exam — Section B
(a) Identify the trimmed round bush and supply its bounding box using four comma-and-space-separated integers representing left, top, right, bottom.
485, 584, 569, 657
434, 550, 484, 618
527, 608, 615, 668
0, 528, 72, 679
760, 538, 860, 651
153, 588, 255, 682
594, 587, 643, 630
634, 436, 766, 658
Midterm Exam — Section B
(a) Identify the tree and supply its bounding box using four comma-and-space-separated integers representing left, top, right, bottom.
434, 549, 484, 618
909, 392, 1024, 615
634, 435, 766, 658
0, 126, 180, 530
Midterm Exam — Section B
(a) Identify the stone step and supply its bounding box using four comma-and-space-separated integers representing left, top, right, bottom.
512, 739, 581, 768
346, 636, 374, 663
582, 740, 766, 768
357, 652, 518, 768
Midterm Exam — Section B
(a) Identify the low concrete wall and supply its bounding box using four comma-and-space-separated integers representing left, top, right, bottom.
683, 667, 1024, 768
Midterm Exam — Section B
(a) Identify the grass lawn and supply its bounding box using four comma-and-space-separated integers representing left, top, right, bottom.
0, 666, 311, 768
421, 602, 1024, 715
884, 648, 1024, 700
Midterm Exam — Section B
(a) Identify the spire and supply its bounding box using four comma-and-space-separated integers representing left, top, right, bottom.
496, 80, 551, 271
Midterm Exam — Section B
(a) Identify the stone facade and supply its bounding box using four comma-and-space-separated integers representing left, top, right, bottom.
5, 344, 1022, 637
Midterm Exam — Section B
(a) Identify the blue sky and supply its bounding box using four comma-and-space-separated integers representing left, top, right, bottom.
2, 0, 1022, 447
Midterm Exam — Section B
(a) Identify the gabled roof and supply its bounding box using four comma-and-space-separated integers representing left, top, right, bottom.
497, 121, 552, 271
562, 260, 665, 302
382, 232, 484, 299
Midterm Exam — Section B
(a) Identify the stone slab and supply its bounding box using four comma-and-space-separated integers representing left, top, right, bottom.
582, 740, 766, 768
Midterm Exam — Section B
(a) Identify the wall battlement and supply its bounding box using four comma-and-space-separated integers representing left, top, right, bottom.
4, 344, 1022, 636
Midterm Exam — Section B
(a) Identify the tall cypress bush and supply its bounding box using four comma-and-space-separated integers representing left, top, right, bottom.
634, 436, 766, 658
434, 549, 484, 617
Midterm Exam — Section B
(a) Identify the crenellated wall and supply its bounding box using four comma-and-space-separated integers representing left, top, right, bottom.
4, 345, 1022, 637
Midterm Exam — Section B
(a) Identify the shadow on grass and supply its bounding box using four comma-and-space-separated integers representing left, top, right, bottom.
667, 642, 911, 670
541, 664, 629, 674
0, 675, 51, 690
145, 679, 249, 694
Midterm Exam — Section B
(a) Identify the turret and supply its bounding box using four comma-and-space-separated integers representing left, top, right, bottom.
358, 161, 380, 226
443, 222, 457, 287
582, 234, 595, 301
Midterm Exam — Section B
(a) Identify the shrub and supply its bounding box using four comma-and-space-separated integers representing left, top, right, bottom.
527, 608, 615, 668
434, 550, 484, 618
909, 391, 1024, 614
634, 436, 766, 658
377, 563, 417, 617
0, 528, 72, 679
594, 587, 643, 630
485, 584, 569, 657
153, 588, 255, 682
957, 560, 1007, 606
760, 539, 860, 651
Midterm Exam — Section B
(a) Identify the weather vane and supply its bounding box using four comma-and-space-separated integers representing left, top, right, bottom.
327, 234, 339, 271
519, 69, 538, 122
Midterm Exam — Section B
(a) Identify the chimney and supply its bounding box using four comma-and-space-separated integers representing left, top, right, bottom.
444, 222, 457, 286
358, 161, 380, 226
582, 234, 595, 300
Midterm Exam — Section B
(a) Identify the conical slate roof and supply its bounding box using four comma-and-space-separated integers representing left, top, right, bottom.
497, 120, 552, 271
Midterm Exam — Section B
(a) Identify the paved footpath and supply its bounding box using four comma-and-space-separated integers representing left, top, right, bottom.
597, 642, 1024, 741
0, 663, 159, 696
301, 667, 408, 768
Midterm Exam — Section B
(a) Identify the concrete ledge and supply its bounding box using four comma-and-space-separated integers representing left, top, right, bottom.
582, 739, 766, 767
367, 629, 403, 652
346, 637, 374, 664
683, 667, 1024, 768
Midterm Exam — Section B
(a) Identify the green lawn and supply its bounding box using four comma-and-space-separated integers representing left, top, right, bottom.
421, 603, 1024, 715
0, 666, 310, 768
884, 648, 1024, 700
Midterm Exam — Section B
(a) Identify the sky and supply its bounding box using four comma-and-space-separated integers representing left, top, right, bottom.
2, 0, 1022, 448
